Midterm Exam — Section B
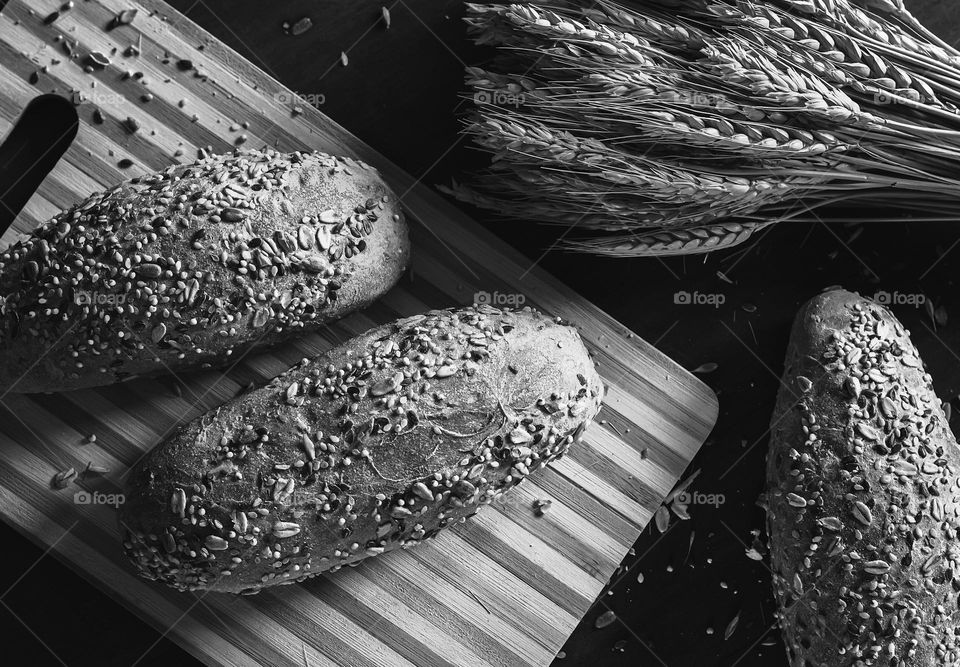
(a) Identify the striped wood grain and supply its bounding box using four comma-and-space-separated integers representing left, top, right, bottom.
0, 1, 718, 665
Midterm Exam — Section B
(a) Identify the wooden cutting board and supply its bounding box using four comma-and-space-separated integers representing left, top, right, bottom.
0, 1, 718, 665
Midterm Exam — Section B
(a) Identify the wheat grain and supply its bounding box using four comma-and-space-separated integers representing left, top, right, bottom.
568, 221, 776, 256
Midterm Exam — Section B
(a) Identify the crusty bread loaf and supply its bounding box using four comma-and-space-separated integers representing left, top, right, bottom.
767, 289, 960, 666
119, 305, 604, 593
0, 149, 409, 393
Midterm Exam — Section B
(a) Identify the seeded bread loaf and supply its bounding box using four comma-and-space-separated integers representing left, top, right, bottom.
120, 305, 604, 593
767, 289, 960, 666
0, 149, 409, 393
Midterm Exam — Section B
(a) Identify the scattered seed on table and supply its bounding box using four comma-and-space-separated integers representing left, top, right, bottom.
724, 612, 740, 640
693, 362, 718, 374
935, 305, 948, 326
595, 610, 616, 629
291, 17, 313, 35
654, 505, 670, 532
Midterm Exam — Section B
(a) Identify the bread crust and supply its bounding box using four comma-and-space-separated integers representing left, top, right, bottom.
767, 289, 960, 666
119, 305, 604, 594
0, 149, 410, 393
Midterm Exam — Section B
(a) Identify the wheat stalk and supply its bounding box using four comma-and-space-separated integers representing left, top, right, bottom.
455, 0, 960, 256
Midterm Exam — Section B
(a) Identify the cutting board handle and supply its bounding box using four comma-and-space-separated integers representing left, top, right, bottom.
0, 94, 78, 237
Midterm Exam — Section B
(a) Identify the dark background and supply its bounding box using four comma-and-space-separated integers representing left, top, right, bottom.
3, 1, 960, 665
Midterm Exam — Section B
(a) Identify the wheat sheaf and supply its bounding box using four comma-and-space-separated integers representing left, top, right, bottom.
449, 0, 960, 256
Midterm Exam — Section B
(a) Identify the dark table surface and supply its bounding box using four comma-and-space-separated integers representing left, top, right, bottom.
3, 1, 960, 665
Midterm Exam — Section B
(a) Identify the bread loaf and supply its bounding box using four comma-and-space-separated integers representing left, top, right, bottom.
0, 149, 409, 393
119, 305, 604, 593
767, 289, 960, 666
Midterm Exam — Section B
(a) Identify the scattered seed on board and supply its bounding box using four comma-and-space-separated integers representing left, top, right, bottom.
382, 6, 391, 28
52, 467, 76, 489
340, 51, 349, 67
595, 610, 617, 629
693, 362, 718, 374
111, 8, 137, 28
